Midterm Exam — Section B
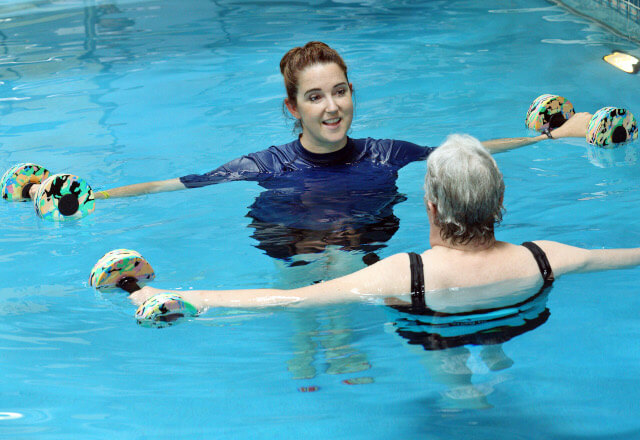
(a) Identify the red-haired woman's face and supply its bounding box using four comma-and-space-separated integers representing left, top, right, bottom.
285, 63, 353, 153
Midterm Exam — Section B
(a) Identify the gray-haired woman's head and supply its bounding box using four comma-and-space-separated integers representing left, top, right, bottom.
425, 134, 505, 245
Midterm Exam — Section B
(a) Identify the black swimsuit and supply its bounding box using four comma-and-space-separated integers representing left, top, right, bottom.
398, 241, 555, 316
391, 242, 555, 350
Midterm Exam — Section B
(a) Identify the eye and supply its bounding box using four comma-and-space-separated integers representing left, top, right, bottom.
308, 94, 321, 102
335, 88, 347, 96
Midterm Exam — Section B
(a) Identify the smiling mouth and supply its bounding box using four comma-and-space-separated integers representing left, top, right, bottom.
323, 117, 342, 127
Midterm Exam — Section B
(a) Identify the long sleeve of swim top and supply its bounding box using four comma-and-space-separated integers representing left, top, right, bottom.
367, 139, 435, 167
178, 138, 434, 189
179, 154, 266, 188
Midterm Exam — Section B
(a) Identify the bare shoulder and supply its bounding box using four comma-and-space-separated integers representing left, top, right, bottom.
379, 252, 412, 265
367, 252, 413, 294
331, 252, 412, 294
529, 240, 589, 277
357, 252, 411, 282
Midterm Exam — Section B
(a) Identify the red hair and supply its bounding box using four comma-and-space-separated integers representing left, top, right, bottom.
279, 41, 349, 104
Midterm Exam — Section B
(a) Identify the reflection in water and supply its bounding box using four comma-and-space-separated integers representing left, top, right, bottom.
81, 3, 135, 54
0, 2, 133, 157
586, 142, 638, 168
250, 214, 399, 263
286, 307, 371, 382
246, 164, 408, 380
389, 286, 551, 409
247, 161, 407, 269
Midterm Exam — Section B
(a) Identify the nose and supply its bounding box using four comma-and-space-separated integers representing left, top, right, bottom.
325, 96, 338, 113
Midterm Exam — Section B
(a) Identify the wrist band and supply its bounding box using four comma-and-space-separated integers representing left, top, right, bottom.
99, 190, 110, 199
541, 128, 554, 139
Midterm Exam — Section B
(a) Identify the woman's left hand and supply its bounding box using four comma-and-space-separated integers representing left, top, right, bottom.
551, 112, 592, 138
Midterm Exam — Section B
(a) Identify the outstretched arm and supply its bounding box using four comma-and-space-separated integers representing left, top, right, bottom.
535, 240, 640, 277
24, 176, 186, 200
481, 134, 547, 154
94, 154, 265, 199
482, 112, 592, 154
94, 178, 186, 199
129, 253, 412, 311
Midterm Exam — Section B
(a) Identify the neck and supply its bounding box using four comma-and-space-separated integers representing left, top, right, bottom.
299, 134, 347, 154
429, 226, 497, 252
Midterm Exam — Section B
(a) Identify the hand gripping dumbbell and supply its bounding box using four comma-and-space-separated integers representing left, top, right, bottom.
0, 163, 95, 221
89, 249, 197, 327
525, 94, 638, 148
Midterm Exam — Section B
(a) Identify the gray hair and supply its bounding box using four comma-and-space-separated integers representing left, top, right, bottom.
425, 134, 505, 245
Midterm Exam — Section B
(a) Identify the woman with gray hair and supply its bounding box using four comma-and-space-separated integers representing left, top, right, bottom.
98, 135, 638, 408
119, 133, 640, 318
424, 133, 506, 248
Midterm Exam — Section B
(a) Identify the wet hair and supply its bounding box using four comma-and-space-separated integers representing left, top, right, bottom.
424, 134, 505, 245
280, 41, 349, 104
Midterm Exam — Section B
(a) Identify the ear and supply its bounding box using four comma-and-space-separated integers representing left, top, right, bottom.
285, 98, 300, 119
426, 200, 437, 217
349, 82, 354, 93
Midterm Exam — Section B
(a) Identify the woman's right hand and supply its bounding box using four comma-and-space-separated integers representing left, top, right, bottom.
129, 285, 163, 305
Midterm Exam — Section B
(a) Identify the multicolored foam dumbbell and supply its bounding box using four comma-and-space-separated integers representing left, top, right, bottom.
89, 249, 197, 327
525, 94, 638, 148
525, 94, 576, 132
586, 107, 638, 148
0, 163, 95, 221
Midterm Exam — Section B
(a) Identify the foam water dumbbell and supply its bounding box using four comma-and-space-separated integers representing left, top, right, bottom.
525, 94, 576, 131
586, 107, 638, 148
0, 163, 95, 221
89, 249, 197, 327
525, 94, 638, 148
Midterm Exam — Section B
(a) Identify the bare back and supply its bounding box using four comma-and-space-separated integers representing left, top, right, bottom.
422, 241, 544, 290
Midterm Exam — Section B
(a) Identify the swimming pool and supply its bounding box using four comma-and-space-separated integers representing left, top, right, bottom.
1, 0, 639, 438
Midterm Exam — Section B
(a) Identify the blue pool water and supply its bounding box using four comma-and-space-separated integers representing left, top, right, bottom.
1, 0, 640, 438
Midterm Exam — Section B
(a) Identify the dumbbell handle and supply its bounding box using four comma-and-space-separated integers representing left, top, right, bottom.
22, 183, 35, 199
117, 277, 142, 294
547, 112, 567, 130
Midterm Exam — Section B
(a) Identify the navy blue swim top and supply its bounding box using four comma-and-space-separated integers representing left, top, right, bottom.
179, 137, 434, 262
179, 137, 433, 188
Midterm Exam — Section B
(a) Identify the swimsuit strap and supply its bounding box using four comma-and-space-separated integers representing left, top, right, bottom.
396, 245, 553, 316
521, 241, 555, 287
408, 252, 426, 309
